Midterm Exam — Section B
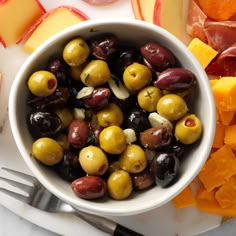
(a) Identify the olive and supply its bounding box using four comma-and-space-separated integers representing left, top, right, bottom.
153, 68, 196, 91
80, 60, 111, 87
99, 125, 127, 154
175, 114, 202, 144
63, 38, 90, 67
32, 137, 63, 166
28, 70, 57, 97
110, 46, 141, 76
151, 152, 179, 187
79, 146, 108, 176
140, 127, 172, 150
123, 62, 152, 93
97, 103, 123, 127
89, 34, 119, 61
83, 87, 111, 109
27, 111, 61, 138
156, 94, 188, 121
47, 57, 68, 86
55, 133, 70, 150
119, 144, 147, 174
132, 167, 155, 191
87, 123, 103, 146
68, 119, 90, 148
55, 108, 73, 130
55, 149, 86, 181
108, 160, 121, 173
72, 176, 107, 200
70, 66, 83, 80
140, 42, 176, 71
107, 170, 132, 200
27, 87, 70, 110
124, 108, 151, 137
137, 86, 162, 112
164, 138, 185, 159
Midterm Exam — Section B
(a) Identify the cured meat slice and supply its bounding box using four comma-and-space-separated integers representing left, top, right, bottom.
204, 21, 236, 52
186, 0, 208, 42
206, 43, 236, 76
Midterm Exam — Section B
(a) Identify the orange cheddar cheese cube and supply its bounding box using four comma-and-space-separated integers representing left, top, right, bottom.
188, 38, 218, 68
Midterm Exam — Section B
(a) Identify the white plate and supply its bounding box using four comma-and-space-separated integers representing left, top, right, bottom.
0, 0, 225, 235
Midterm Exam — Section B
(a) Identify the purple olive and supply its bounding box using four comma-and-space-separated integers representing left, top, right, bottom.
153, 68, 196, 90
90, 34, 119, 61
27, 87, 70, 110
71, 176, 107, 200
68, 120, 89, 148
140, 127, 173, 150
141, 42, 176, 71
83, 88, 110, 109
151, 152, 179, 187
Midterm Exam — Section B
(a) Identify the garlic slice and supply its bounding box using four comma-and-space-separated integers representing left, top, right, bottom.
76, 86, 94, 99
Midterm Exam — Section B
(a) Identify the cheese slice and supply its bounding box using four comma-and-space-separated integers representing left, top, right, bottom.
0, 0, 45, 47
23, 7, 88, 54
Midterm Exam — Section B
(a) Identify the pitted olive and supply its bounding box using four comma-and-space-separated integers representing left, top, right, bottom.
28, 70, 57, 97
123, 62, 152, 93
63, 38, 90, 67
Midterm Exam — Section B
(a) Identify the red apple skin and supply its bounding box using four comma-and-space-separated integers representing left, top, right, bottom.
0, 35, 6, 48
16, 5, 90, 44
35, 0, 46, 13
153, 0, 162, 25
131, 0, 145, 20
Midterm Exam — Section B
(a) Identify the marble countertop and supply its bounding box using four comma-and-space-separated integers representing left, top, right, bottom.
0, 204, 236, 236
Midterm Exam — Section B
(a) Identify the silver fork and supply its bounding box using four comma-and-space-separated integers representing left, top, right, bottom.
0, 167, 144, 236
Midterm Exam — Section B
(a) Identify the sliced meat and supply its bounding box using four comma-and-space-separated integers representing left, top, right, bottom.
204, 21, 236, 52
206, 43, 236, 76
186, 0, 208, 42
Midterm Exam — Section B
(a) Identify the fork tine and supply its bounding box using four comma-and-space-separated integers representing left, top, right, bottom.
0, 187, 30, 203
1, 167, 37, 183
0, 176, 34, 194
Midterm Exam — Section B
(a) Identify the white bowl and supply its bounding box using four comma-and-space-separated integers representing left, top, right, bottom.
9, 19, 215, 216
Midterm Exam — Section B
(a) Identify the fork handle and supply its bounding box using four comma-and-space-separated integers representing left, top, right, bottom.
113, 224, 144, 236
76, 210, 144, 236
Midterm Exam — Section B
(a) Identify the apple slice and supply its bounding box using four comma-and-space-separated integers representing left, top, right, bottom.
131, 0, 156, 22
0, 0, 46, 48
21, 6, 89, 54
131, 0, 191, 45
153, 0, 191, 44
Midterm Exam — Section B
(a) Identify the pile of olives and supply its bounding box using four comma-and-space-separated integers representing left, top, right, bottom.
26, 34, 202, 201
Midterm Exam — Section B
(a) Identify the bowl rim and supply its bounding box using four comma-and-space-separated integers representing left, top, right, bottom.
8, 19, 216, 216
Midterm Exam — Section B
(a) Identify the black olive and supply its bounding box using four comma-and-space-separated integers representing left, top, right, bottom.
151, 152, 179, 187
55, 149, 86, 181
27, 111, 61, 138
123, 108, 151, 137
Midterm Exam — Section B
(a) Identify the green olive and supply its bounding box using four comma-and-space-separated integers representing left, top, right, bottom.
70, 66, 83, 80
55, 108, 73, 130
123, 62, 152, 93
63, 38, 90, 67
97, 103, 123, 127
137, 86, 162, 112
99, 125, 127, 154
107, 170, 132, 200
175, 114, 202, 144
79, 146, 108, 175
119, 144, 147, 173
80, 60, 111, 87
28, 70, 57, 97
32, 137, 63, 166
156, 94, 188, 121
